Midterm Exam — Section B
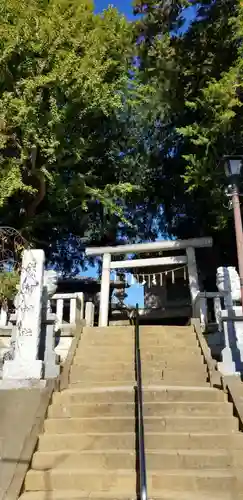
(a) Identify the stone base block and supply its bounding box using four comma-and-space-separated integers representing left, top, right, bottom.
0, 379, 46, 389
44, 362, 60, 379
217, 360, 240, 376
2, 359, 43, 379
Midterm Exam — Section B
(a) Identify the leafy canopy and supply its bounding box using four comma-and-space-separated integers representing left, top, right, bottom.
133, 0, 243, 271
0, 0, 150, 273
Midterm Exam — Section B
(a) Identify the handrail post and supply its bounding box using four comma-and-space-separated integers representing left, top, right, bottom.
135, 303, 148, 500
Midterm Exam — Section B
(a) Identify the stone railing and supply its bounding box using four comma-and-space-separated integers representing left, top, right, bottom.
194, 291, 228, 332
0, 292, 85, 329
0, 249, 97, 385
193, 289, 243, 376
0, 296, 94, 373
51, 292, 84, 329
192, 318, 221, 387
0, 303, 8, 327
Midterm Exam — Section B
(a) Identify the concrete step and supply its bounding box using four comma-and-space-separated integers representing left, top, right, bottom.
154, 360, 206, 368
38, 432, 243, 452
80, 336, 199, 347
143, 370, 208, 379
79, 334, 198, 347
52, 387, 225, 405
48, 401, 233, 419
73, 355, 135, 364
31, 449, 240, 471
143, 381, 209, 387
73, 356, 202, 366
142, 387, 224, 402
147, 470, 243, 493
24, 469, 137, 492
74, 349, 202, 362
52, 389, 135, 405
69, 369, 135, 383
69, 381, 136, 388
75, 348, 135, 360
18, 490, 243, 500
72, 358, 206, 369
31, 450, 136, 471
148, 492, 243, 500
69, 378, 208, 388
70, 363, 208, 375
68, 378, 209, 388
83, 326, 134, 335
69, 368, 208, 383
143, 366, 208, 376
44, 416, 238, 434
19, 493, 135, 500
77, 339, 200, 349
48, 402, 135, 418
139, 326, 194, 333
83, 326, 194, 335
24, 468, 243, 493
142, 376, 208, 384
76, 342, 200, 352
38, 432, 136, 451
44, 417, 136, 433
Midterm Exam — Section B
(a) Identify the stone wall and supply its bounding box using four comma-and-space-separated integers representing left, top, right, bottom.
0, 325, 80, 376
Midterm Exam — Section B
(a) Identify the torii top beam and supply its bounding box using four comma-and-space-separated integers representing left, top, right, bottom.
85, 237, 213, 256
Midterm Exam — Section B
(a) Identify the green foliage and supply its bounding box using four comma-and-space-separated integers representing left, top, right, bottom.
0, 0, 151, 273
2, 0, 243, 277
178, 54, 242, 190
0, 270, 19, 303
134, 0, 243, 270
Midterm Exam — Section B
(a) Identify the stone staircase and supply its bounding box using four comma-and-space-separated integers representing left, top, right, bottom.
19, 325, 243, 499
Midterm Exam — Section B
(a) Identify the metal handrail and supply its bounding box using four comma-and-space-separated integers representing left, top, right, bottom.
134, 303, 148, 500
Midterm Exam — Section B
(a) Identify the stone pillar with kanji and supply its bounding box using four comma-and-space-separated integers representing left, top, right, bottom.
3, 249, 44, 379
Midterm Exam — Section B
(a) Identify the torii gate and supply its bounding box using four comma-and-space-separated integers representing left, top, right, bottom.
86, 237, 213, 327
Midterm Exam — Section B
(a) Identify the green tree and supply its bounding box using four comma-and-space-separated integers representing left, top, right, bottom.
0, 0, 149, 273
134, 0, 243, 275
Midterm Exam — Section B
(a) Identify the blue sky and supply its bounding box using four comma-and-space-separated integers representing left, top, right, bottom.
95, 0, 134, 18
83, 1, 196, 306
95, 1, 197, 27
81, 264, 145, 307
83, 2, 144, 306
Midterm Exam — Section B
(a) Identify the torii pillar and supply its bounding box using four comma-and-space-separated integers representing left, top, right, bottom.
99, 253, 111, 327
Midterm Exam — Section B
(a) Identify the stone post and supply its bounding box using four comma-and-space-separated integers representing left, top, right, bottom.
69, 293, 84, 326
99, 253, 111, 327
3, 249, 44, 379
56, 298, 64, 326
0, 300, 8, 327
214, 296, 222, 331
85, 301, 95, 327
41, 275, 60, 379
70, 297, 77, 324
186, 246, 200, 317
216, 267, 242, 375
199, 295, 207, 332
75, 293, 84, 324
78, 292, 84, 320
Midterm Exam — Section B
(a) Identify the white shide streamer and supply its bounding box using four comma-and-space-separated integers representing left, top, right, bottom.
117, 266, 187, 288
